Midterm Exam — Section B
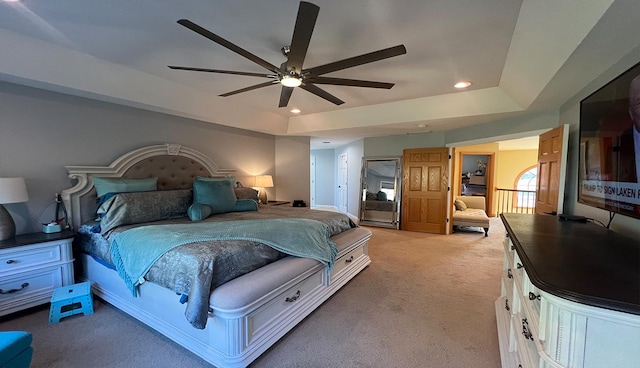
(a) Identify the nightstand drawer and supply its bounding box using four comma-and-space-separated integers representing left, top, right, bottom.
0, 243, 62, 274
0, 267, 64, 306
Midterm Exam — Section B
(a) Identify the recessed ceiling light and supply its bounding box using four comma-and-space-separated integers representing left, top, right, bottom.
290, 108, 301, 114
454, 81, 472, 89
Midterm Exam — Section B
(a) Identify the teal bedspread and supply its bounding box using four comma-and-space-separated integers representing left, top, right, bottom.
111, 218, 338, 297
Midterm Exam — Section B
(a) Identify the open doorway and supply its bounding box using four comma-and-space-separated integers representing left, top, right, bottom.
456, 152, 495, 215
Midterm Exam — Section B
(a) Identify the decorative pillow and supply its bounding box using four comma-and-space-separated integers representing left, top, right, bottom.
235, 199, 258, 212
98, 189, 192, 234
234, 187, 259, 201
366, 192, 377, 200
454, 199, 467, 211
192, 177, 237, 215
377, 191, 387, 201
187, 203, 213, 221
93, 177, 157, 198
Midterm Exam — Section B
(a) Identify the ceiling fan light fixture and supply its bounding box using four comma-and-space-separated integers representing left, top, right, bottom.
281, 75, 302, 88
454, 81, 472, 89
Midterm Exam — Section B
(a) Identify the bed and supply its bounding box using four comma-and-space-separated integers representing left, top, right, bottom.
61, 143, 371, 368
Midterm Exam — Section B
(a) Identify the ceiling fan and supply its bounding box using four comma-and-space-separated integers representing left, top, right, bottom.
168, 1, 407, 108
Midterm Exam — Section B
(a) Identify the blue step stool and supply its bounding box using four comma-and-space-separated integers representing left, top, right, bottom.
49, 281, 94, 324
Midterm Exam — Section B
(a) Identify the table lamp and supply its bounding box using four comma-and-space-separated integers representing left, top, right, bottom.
254, 175, 273, 204
0, 177, 29, 241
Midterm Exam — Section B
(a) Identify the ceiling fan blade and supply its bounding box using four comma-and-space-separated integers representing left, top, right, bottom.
286, 1, 320, 73
219, 81, 278, 97
304, 45, 407, 76
300, 84, 344, 105
168, 66, 273, 78
177, 19, 282, 74
279, 86, 294, 107
308, 76, 395, 89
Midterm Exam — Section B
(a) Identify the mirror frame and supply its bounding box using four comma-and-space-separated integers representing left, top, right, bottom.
358, 156, 402, 229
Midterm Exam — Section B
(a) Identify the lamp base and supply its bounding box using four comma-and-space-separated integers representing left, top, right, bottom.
0, 204, 17, 241
257, 188, 268, 205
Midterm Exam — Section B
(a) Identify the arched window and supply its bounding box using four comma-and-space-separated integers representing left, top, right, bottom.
516, 167, 537, 208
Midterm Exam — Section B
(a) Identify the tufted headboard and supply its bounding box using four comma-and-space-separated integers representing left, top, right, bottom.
61, 143, 235, 229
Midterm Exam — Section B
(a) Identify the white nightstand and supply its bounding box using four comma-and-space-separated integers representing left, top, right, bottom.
0, 231, 75, 316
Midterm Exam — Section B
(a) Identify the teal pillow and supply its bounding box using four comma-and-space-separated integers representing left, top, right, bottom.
187, 203, 213, 221
193, 177, 237, 214
235, 199, 258, 212
93, 177, 157, 198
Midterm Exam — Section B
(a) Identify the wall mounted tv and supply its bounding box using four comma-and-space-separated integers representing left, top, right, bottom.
578, 61, 640, 220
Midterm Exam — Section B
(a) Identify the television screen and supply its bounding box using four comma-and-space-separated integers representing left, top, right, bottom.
578, 61, 640, 220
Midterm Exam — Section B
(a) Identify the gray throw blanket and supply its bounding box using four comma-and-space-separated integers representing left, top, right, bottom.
110, 218, 338, 327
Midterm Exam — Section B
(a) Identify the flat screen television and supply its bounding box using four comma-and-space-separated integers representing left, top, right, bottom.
578, 61, 640, 220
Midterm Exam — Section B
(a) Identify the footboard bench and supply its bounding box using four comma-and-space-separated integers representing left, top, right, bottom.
82, 226, 371, 368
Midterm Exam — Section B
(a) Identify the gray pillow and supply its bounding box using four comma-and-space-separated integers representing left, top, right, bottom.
234, 187, 259, 201
98, 189, 192, 234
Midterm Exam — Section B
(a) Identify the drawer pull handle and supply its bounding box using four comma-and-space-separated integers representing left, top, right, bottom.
285, 290, 301, 303
0, 282, 29, 294
505, 298, 510, 311
344, 255, 354, 264
521, 318, 533, 340
516, 263, 523, 269
507, 269, 512, 279
528, 292, 541, 301
510, 245, 515, 251
6, 259, 16, 264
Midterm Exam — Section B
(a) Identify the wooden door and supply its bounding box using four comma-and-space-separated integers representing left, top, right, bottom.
535, 125, 569, 215
401, 148, 449, 233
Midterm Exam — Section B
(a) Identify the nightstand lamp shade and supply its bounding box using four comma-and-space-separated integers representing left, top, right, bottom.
254, 175, 273, 204
0, 177, 29, 241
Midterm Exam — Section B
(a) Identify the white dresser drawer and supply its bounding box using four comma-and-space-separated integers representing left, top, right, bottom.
247, 269, 323, 345
0, 243, 62, 274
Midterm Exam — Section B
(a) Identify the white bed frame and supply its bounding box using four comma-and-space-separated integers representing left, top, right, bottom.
61, 144, 371, 368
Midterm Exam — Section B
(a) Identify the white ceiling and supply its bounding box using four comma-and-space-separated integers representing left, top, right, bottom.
1, 0, 640, 149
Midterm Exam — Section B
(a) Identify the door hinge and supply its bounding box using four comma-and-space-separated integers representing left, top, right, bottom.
446, 218, 449, 223
447, 186, 450, 191
448, 154, 451, 159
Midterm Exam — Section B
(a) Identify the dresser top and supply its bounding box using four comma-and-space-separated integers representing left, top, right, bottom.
0, 230, 75, 249
501, 213, 640, 315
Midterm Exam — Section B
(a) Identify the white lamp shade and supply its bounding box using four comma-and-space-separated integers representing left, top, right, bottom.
0, 177, 29, 204
254, 175, 273, 188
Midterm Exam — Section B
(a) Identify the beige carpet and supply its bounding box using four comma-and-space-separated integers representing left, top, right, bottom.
0, 219, 504, 368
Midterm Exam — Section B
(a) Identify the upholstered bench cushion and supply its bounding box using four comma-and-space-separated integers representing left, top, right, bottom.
453, 208, 490, 227
209, 227, 371, 312
0, 331, 33, 368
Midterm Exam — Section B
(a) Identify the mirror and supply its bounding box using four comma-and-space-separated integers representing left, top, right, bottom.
359, 157, 401, 229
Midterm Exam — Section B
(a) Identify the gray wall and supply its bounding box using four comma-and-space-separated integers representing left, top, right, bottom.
310, 149, 335, 206
0, 81, 275, 234
275, 136, 310, 203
